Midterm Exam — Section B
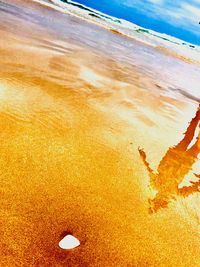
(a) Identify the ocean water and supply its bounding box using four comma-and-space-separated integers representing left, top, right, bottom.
64, 0, 200, 45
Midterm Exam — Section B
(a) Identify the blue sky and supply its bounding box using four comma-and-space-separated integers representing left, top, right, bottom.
73, 0, 200, 45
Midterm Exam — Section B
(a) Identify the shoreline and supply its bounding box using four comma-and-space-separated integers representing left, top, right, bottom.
33, 0, 200, 66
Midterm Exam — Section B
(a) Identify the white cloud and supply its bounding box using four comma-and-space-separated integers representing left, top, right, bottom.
147, 0, 163, 4
123, 0, 200, 38
182, 3, 200, 19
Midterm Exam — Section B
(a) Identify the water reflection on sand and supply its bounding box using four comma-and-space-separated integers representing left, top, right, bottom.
0, 1, 200, 266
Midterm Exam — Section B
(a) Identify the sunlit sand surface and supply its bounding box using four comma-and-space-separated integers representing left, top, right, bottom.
0, 1, 200, 266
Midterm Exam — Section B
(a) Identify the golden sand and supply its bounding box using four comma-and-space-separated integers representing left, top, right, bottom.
0, 1, 200, 266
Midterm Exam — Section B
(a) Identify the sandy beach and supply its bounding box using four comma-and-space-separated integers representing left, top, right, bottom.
0, 1, 200, 266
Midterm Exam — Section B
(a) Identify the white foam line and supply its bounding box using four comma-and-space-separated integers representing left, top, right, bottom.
32, 0, 70, 13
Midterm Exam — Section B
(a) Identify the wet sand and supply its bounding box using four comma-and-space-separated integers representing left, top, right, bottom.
0, 1, 200, 266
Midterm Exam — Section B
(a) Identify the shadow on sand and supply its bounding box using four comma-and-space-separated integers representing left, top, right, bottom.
139, 104, 200, 213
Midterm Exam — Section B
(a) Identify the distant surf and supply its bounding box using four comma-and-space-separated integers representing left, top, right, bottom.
33, 0, 200, 67
31, 0, 200, 103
